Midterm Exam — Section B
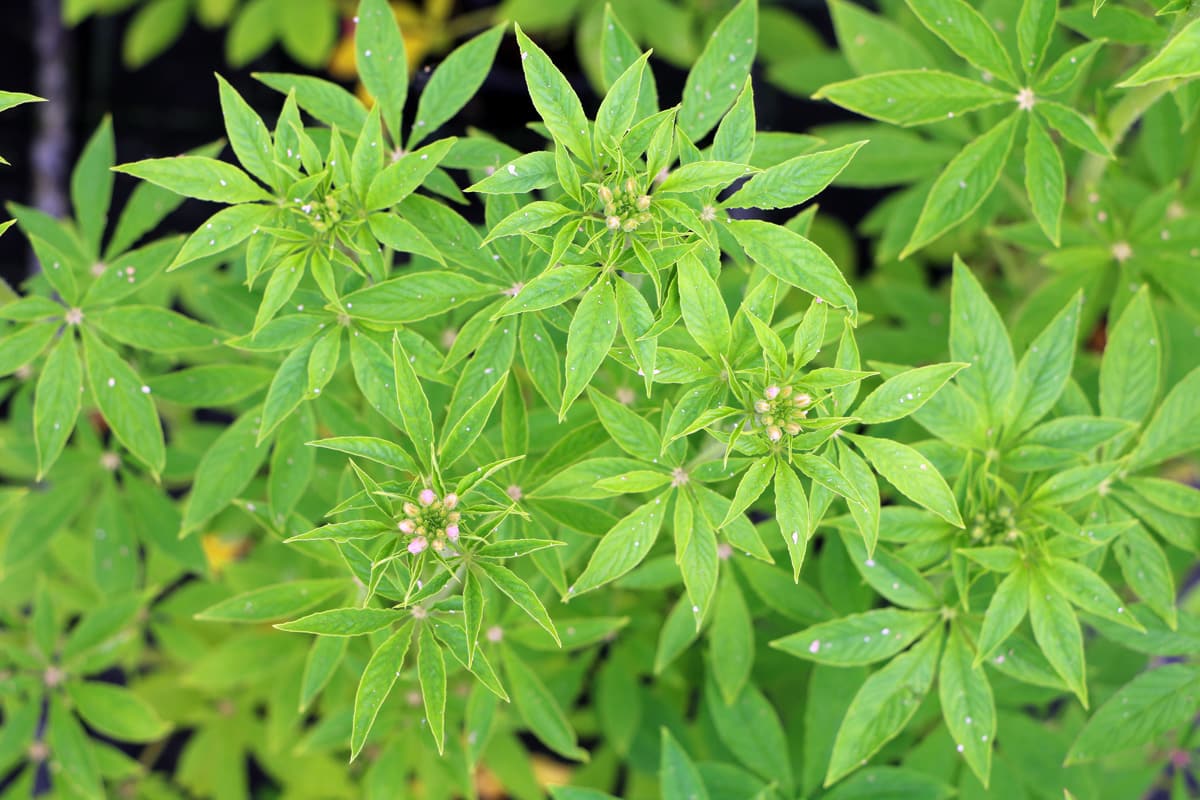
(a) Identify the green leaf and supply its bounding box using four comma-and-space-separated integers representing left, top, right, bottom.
976, 567, 1030, 663
216, 74, 275, 188
587, 387, 661, 462
1017, 0, 1056, 77
417, 625, 447, 753
341, 271, 496, 324
483, 200, 572, 242
561, 278, 618, 416
69, 682, 169, 743
48, 695, 104, 800
182, 407, 272, 534
82, 329, 165, 475
657, 161, 753, 194
474, 560, 559, 645
1032, 462, 1117, 506
815, 70, 1008, 126
439, 369, 508, 468
774, 461, 811, 580
391, 333, 435, 462
365, 137, 457, 210
729, 219, 857, 317
772, 608, 938, 666
114, 156, 271, 203
28, 235, 79, 305
721, 456, 774, 528
677, 252, 730, 360
1114, 525, 1177, 629
854, 362, 967, 424
196, 579, 347, 622
1028, 571, 1088, 704
710, 574, 755, 704
949, 256, 1015, 426
830, 0, 933, 75
712, 78, 755, 163
825, 629, 941, 785
679, 501, 719, 625
704, 677, 793, 789
904, 114, 1019, 255
1119, 18, 1200, 87
255, 72, 367, 134
1044, 558, 1140, 630
501, 645, 588, 761
595, 51, 651, 150
570, 494, 668, 597
351, 621, 414, 759
308, 435, 416, 472
411, 24, 505, 147
1037, 101, 1111, 157
848, 433, 963, 526
276, 607, 405, 636
257, 338, 313, 445
514, 24, 591, 160
0, 321, 56, 377
123, 0, 188, 67
660, 728, 710, 800
1100, 287, 1160, 426
70, 117, 114, 255
679, 0, 757, 140
725, 141, 865, 210
1127, 477, 1200, 518
1007, 292, 1079, 435
170, 203, 275, 271
467, 151, 557, 194
89, 305, 223, 352
355, 0, 406, 139
1067, 664, 1200, 764
1024, 113, 1065, 245
33, 334, 82, 479
1131, 365, 1200, 469
939, 625, 995, 787
906, 0, 1020, 86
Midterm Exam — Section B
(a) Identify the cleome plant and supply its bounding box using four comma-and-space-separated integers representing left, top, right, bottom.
1, 0, 1200, 798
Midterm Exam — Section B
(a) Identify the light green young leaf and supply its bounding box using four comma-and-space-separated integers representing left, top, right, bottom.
1024, 113, 1065, 245
1126, 477, 1200, 518
976, 567, 1030, 664
712, 77, 755, 164
656, 161, 753, 194
570, 494, 668, 597
351, 621, 414, 759
483, 200, 572, 242
1031, 462, 1118, 505
721, 456, 774, 528
772, 608, 938, 666
341, 271, 496, 324
216, 74, 275, 188
830, 0, 932, 74
1006, 292, 1079, 436
275, 607, 405, 636
89, 305, 223, 352
514, 24, 591, 160
950, 256, 1015, 427
114, 156, 271, 203
595, 51, 651, 150
34, 334, 82, 479
561, 278, 618, 416
729, 219, 857, 317
906, 0, 1020, 86
474, 560, 559, 645
677, 252, 730, 360
825, 629, 942, 785
587, 387, 661, 462
1028, 572, 1088, 704
904, 114, 1019, 256
679, 502, 719, 626
391, 333, 435, 462
196, 579, 346, 623
725, 141, 865, 210
411, 24, 505, 147
417, 626, 447, 752
1066, 664, 1200, 764
71, 117, 114, 256
1131, 365, 1200, 469
0, 322, 56, 377
774, 461, 811, 580
439, 370, 508, 468
848, 433, 963, 526
1044, 558, 1141, 630
815, 70, 1008, 126
1017, 0, 1057, 77
1119, 18, 1200, 87
939, 625, 995, 787
256, 72, 367, 134
170, 203, 274, 271
82, 329, 165, 475
679, 0, 757, 141
1036, 101, 1111, 157
467, 151, 557, 194
355, 0, 407, 139
365, 137, 456, 210
854, 362, 967, 424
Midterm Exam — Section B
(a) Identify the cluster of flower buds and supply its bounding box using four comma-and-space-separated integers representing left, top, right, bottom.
599, 178, 653, 233
754, 384, 812, 442
968, 506, 1020, 545
397, 489, 461, 555
298, 193, 343, 233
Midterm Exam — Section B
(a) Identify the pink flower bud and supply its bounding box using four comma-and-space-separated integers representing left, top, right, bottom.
398, 519, 416, 534
767, 426, 783, 442
606, 215, 622, 230
432, 538, 446, 552
403, 502, 419, 517
418, 488, 437, 506
598, 186, 613, 205
443, 493, 458, 510
765, 385, 781, 400
445, 524, 460, 541
754, 400, 770, 414
407, 536, 428, 554
780, 385, 793, 399
785, 422, 802, 435
794, 393, 812, 407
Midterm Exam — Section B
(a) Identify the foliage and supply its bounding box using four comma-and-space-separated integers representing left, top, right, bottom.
3, 0, 1200, 798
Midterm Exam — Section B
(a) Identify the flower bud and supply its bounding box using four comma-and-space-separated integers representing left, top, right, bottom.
625, 177, 636, 194
785, 422, 802, 435
398, 519, 416, 534
765, 385, 781, 400
418, 488, 437, 506
636, 195, 651, 211
793, 392, 812, 407
780, 385, 793, 399
408, 536, 428, 554
598, 186, 614, 205
432, 538, 446, 552
447, 511, 461, 523
767, 425, 783, 442
754, 400, 770, 414
403, 502, 419, 517
445, 524, 460, 541
443, 493, 458, 510
606, 215, 622, 230
622, 218, 639, 232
